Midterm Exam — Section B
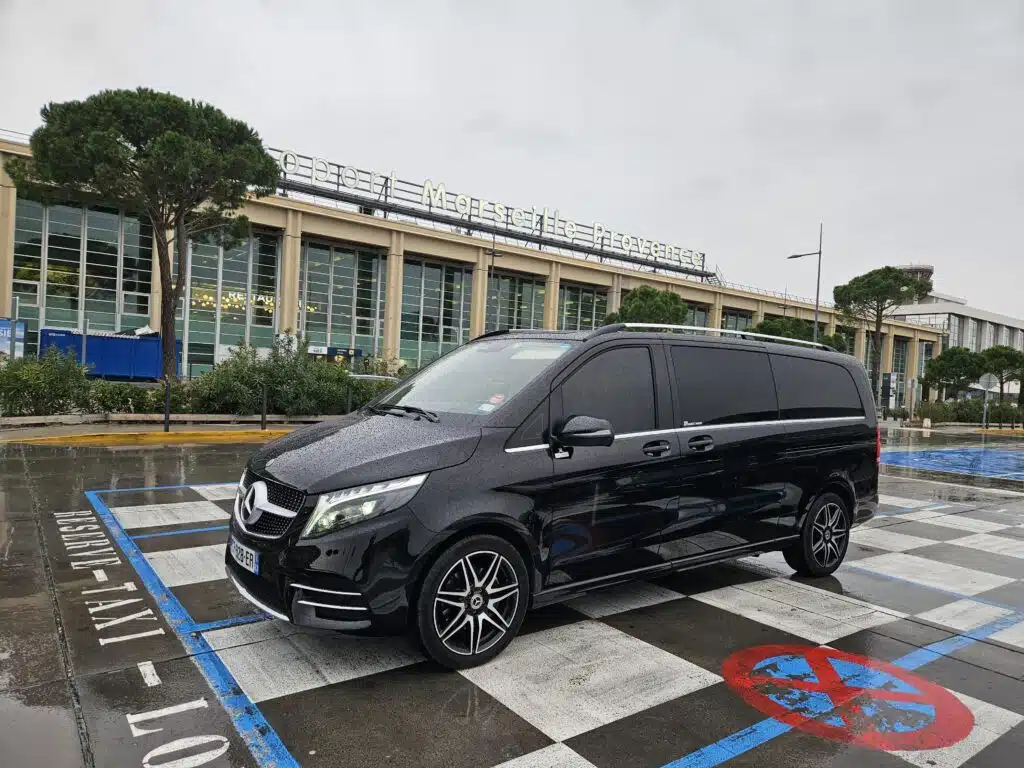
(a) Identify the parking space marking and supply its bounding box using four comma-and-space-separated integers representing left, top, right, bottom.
143, 544, 228, 587
566, 581, 685, 618
915, 599, 1016, 633
111, 500, 230, 530
193, 483, 239, 501
492, 743, 598, 768
851, 527, 938, 552
137, 660, 162, 687
921, 516, 1011, 534
990, 620, 1024, 650
949, 533, 1024, 559
852, 553, 1016, 596
879, 494, 936, 510
692, 578, 903, 643
461, 620, 722, 742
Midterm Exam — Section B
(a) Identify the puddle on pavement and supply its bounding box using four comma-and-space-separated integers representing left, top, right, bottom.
0, 686, 83, 768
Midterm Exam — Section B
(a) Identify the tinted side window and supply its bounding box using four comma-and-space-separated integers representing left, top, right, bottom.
670, 346, 778, 425
770, 355, 865, 419
560, 346, 656, 434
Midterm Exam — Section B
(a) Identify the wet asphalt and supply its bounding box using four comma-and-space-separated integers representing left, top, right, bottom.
1, 428, 1022, 768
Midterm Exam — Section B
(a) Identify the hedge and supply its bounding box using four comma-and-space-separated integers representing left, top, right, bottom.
916, 399, 1021, 425
0, 341, 399, 418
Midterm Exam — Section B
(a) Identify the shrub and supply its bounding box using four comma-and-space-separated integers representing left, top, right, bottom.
90, 381, 146, 413
0, 349, 91, 416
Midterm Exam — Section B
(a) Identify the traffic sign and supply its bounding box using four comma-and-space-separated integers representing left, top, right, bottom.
723, 645, 974, 750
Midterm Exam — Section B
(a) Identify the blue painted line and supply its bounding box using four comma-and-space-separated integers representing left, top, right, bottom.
661, 611, 1024, 767
85, 491, 297, 767
131, 525, 230, 540
191, 613, 270, 634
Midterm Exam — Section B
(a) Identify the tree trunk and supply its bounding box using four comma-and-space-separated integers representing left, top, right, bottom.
153, 226, 177, 379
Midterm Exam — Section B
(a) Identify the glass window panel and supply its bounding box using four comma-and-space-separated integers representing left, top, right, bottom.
122, 215, 153, 297
187, 241, 219, 351
219, 241, 249, 349
13, 198, 44, 299
421, 264, 443, 365
250, 233, 279, 348
84, 207, 119, 330
400, 259, 423, 365
45, 204, 83, 326
300, 242, 330, 345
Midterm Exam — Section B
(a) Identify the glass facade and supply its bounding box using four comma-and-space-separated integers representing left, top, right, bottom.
12, 195, 152, 357
721, 309, 753, 331
965, 318, 979, 351
401, 257, 473, 368
892, 336, 909, 407
485, 270, 545, 333
298, 241, 386, 360
557, 284, 608, 331
686, 305, 710, 327
176, 232, 282, 377
1016, 329, 1024, 351
981, 322, 994, 351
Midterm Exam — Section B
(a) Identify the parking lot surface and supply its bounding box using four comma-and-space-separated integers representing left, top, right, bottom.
2, 429, 1024, 767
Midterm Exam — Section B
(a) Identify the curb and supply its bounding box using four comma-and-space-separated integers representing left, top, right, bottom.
7, 429, 295, 446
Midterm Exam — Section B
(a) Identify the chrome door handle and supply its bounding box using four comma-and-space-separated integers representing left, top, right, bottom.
642, 440, 672, 457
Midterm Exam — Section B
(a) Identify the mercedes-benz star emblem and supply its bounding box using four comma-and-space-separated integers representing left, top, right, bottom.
239, 482, 266, 526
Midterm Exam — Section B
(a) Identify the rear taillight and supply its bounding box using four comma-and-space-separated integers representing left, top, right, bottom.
876, 428, 881, 464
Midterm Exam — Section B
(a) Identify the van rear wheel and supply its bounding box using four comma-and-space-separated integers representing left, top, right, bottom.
416, 534, 529, 669
783, 492, 850, 577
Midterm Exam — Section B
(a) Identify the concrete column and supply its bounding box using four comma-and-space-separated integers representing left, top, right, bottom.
928, 335, 943, 401
907, 331, 921, 411
382, 231, 405, 359
543, 261, 561, 330
826, 312, 837, 336
608, 273, 623, 315
0, 158, 16, 317
710, 292, 724, 329
882, 330, 895, 373
854, 328, 867, 362
754, 301, 766, 326
279, 210, 302, 336
469, 247, 488, 338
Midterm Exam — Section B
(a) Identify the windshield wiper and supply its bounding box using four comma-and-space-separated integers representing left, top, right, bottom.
369, 404, 440, 423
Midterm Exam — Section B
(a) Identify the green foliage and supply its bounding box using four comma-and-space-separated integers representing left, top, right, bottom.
603, 286, 687, 325
750, 317, 851, 353
916, 399, 1020, 426
980, 345, 1024, 398
6, 88, 281, 377
90, 380, 146, 413
0, 349, 91, 416
921, 347, 985, 399
833, 267, 932, 393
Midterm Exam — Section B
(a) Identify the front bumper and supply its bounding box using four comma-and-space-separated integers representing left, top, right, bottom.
224, 504, 435, 636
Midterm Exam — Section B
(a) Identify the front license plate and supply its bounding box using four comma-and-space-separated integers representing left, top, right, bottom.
229, 536, 260, 575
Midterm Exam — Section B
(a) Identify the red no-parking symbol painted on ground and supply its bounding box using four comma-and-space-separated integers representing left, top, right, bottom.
723, 645, 974, 750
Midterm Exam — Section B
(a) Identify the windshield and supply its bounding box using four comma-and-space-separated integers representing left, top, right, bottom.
376, 339, 577, 416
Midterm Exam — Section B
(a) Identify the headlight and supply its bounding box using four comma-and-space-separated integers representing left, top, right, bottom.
301, 473, 428, 538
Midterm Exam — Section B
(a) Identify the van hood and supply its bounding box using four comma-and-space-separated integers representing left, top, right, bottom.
249, 411, 481, 495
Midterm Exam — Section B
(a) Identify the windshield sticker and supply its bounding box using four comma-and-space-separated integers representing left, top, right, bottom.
489, 394, 506, 404
478, 403, 497, 413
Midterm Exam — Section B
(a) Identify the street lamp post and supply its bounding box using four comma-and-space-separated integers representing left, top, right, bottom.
787, 223, 823, 343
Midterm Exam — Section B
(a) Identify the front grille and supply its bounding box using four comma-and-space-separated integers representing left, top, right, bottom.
240, 468, 307, 539
249, 513, 293, 538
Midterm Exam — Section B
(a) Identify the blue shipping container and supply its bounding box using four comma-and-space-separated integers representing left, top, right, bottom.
39, 329, 182, 380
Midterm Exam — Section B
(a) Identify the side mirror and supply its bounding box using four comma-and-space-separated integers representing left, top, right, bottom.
554, 415, 615, 448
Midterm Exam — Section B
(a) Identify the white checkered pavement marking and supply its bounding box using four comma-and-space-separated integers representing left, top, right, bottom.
202, 618, 317, 651
566, 581, 684, 618
878, 494, 936, 510
889, 689, 1023, 768
490, 744, 598, 768
143, 543, 227, 587
989, 620, 1024, 650
851, 552, 1017, 596
459, 620, 722, 742
691, 578, 903, 644
850, 527, 938, 552
111, 500, 229, 530
949, 532, 1024, 560
208, 623, 423, 702
915, 599, 1015, 633
192, 483, 238, 501
916, 515, 1009, 534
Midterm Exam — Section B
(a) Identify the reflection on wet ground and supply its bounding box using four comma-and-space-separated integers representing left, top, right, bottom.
1, 434, 1023, 767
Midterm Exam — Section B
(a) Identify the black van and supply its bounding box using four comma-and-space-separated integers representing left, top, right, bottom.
226, 324, 879, 668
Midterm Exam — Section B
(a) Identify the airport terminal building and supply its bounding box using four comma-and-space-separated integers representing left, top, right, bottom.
0, 134, 941, 397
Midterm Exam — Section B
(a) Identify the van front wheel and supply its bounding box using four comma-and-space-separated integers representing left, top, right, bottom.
783, 493, 850, 577
416, 534, 529, 669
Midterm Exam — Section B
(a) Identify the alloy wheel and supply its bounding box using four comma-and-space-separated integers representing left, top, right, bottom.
810, 502, 848, 568
432, 550, 520, 657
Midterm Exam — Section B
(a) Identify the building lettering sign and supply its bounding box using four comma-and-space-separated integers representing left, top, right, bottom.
271, 149, 706, 273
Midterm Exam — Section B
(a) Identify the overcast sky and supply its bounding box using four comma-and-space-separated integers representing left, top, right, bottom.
2, 0, 1022, 317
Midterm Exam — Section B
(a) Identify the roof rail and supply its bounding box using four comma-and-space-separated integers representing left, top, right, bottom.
592, 323, 835, 351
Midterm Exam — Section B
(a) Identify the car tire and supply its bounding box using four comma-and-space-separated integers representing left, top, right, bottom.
783, 492, 851, 577
415, 534, 529, 669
